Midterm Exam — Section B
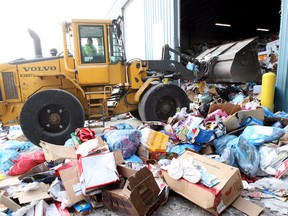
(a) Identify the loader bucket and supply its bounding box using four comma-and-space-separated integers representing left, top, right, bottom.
196, 37, 261, 84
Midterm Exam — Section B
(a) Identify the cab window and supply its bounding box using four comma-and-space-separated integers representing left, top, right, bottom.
79, 25, 106, 63
108, 25, 124, 64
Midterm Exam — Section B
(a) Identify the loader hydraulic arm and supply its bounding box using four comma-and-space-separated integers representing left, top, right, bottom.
142, 44, 208, 81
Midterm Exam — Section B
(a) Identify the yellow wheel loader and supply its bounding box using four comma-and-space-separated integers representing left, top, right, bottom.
0, 17, 261, 146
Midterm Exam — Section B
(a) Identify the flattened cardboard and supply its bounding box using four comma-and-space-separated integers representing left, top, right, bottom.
102, 167, 160, 216
232, 196, 263, 216
0, 176, 20, 189
59, 166, 84, 206
208, 102, 241, 115
0, 191, 21, 212
40, 141, 77, 163
13, 182, 51, 204
78, 152, 119, 194
162, 150, 243, 215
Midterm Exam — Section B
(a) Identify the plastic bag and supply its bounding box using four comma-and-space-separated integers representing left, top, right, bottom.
113, 123, 133, 130
103, 129, 141, 159
75, 137, 109, 156
8, 151, 46, 176
258, 145, 279, 175
240, 125, 285, 146
219, 144, 237, 168
124, 154, 143, 163
4, 140, 33, 152
213, 135, 237, 155
0, 150, 20, 172
169, 143, 202, 156
232, 136, 260, 177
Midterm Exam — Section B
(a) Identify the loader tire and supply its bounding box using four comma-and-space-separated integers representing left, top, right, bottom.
20, 89, 85, 146
138, 83, 190, 122
129, 109, 141, 120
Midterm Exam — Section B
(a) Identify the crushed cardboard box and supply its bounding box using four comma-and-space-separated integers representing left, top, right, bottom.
102, 167, 160, 216
224, 108, 264, 132
162, 150, 243, 215
59, 166, 85, 206
114, 149, 147, 178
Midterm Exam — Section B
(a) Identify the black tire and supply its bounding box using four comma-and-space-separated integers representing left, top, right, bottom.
20, 89, 85, 146
138, 84, 190, 122
129, 109, 141, 120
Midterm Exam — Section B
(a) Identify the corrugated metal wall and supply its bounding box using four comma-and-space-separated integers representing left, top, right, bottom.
106, 0, 179, 60
143, 0, 179, 60
275, 0, 288, 113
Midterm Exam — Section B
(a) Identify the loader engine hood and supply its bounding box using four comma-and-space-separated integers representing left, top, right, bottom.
196, 37, 261, 84
28, 28, 43, 58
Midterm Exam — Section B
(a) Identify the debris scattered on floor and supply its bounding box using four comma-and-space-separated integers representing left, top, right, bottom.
1, 82, 288, 215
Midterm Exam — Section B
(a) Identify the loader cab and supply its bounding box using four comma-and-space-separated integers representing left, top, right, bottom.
63, 19, 126, 85
79, 26, 106, 63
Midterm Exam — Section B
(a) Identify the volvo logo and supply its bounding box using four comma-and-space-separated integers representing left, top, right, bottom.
23, 66, 57, 72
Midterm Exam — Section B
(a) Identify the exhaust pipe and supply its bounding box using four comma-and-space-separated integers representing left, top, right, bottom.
28, 28, 43, 58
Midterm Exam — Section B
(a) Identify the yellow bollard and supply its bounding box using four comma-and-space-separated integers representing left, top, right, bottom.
261, 72, 276, 112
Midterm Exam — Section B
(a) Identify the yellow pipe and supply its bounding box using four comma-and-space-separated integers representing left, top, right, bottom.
62, 22, 75, 74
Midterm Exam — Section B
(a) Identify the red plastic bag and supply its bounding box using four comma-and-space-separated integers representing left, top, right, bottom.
8, 151, 46, 176
75, 128, 95, 142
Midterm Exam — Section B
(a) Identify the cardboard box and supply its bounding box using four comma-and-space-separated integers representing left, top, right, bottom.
114, 150, 146, 178
223, 108, 265, 132
59, 166, 85, 206
140, 128, 169, 152
78, 152, 119, 195
102, 167, 160, 216
162, 150, 243, 215
236, 108, 264, 124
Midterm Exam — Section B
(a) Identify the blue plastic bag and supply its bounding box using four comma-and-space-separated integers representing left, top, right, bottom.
0, 150, 20, 172
232, 136, 260, 177
103, 129, 141, 159
240, 125, 285, 146
169, 143, 202, 156
193, 128, 216, 144
213, 135, 237, 155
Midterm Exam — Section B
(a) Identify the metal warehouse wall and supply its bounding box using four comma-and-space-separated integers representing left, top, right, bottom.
143, 0, 179, 60
106, 0, 180, 60
275, 0, 288, 113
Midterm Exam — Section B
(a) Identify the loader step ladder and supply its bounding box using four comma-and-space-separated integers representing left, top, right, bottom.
84, 86, 112, 128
